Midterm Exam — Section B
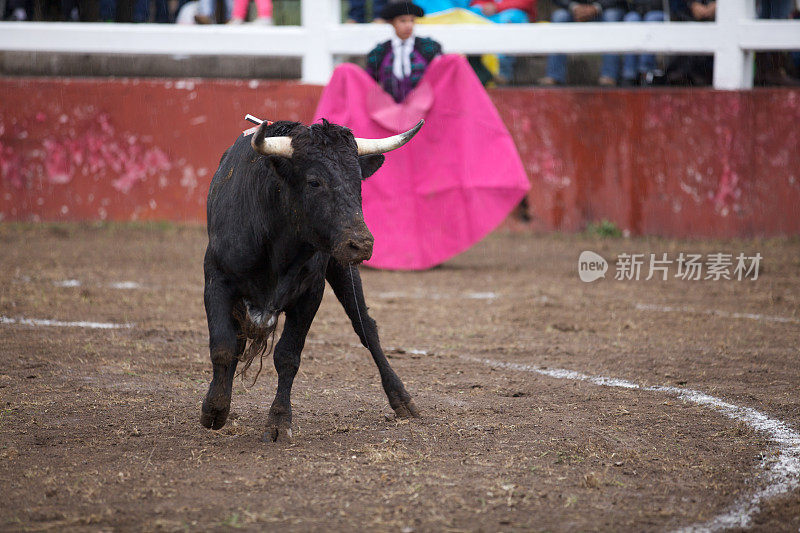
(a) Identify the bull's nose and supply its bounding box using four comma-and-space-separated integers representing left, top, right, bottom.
346, 236, 374, 262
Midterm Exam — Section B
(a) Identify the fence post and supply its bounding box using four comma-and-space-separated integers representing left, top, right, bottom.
713, 0, 755, 89
301, 0, 339, 84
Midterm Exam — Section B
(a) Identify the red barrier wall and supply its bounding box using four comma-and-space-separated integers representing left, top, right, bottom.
1, 78, 799, 237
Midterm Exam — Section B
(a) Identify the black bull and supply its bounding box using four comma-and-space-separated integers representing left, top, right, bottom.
201, 119, 422, 441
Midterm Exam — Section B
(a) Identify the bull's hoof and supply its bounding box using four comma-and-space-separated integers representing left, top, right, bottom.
264, 407, 292, 442
200, 394, 231, 430
392, 399, 420, 419
262, 425, 293, 443
200, 408, 229, 430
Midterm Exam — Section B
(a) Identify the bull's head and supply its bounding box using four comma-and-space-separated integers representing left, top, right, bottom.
251, 119, 423, 265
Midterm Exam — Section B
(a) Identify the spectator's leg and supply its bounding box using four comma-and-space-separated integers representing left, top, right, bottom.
197, 0, 213, 16
755, 0, 799, 84
132, 0, 148, 22
490, 9, 529, 83
230, 0, 246, 21
759, 0, 794, 19
621, 11, 641, 84
598, 7, 625, 84
543, 9, 573, 84
61, 0, 77, 20
688, 55, 713, 86
640, 11, 665, 75
195, 0, 214, 22
254, 0, 271, 19
347, 0, 365, 23
222, 0, 233, 21
155, 0, 168, 22
99, 0, 115, 20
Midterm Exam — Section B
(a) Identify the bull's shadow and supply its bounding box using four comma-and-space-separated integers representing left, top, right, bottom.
200, 118, 423, 442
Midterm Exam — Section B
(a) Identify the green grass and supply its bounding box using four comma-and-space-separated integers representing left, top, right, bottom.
585, 219, 623, 238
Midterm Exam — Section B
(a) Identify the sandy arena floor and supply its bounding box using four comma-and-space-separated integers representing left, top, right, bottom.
0, 223, 798, 532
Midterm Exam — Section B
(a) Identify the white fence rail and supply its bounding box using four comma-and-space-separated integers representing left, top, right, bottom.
1, 0, 798, 89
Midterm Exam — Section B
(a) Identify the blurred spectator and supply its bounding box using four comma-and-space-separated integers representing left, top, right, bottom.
665, 0, 714, 85
668, 1, 714, 22
754, 0, 800, 86
230, 0, 272, 24
758, 0, 793, 19
792, 9, 800, 77
539, 0, 626, 86
134, 0, 170, 22
61, 0, 82, 20
100, 0, 116, 21
416, 0, 471, 13
620, 0, 665, 86
365, 1, 442, 102
98, 0, 189, 22
467, 0, 536, 84
4, 0, 30, 20
175, 0, 199, 22
348, 0, 387, 22
195, 0, 232, 23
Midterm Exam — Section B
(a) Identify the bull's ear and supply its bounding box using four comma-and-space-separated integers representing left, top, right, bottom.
359, 154, 385, 180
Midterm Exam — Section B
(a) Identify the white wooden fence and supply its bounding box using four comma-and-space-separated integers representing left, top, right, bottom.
0, 0, 798, 89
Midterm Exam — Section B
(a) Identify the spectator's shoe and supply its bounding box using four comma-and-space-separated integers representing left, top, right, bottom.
194, 14, 213, 24
619, 77, 638, 88
253, 16, 273, 25
227, 17, 244, 24
598, 76, 617, 87
538, 76, 561, 86
493, 74, 511, 86
641, 69, 666, 86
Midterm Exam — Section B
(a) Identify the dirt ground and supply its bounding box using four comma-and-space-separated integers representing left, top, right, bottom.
0, 223, 798, 532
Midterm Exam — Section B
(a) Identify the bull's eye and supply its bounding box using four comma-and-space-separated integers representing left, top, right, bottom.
307, 179, 322, 188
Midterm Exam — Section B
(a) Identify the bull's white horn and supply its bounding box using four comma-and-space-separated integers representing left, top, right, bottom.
251, 122, 293, 157
355, 120, 424, 156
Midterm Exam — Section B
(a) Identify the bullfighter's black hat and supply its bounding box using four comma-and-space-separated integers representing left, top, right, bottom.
380, 1, 425, 20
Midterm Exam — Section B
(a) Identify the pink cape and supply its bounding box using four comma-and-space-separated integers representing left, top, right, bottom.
313, 54, 530, 270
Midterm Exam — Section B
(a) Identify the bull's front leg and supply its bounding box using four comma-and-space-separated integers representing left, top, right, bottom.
326, 261, 419, 419
200, 262, 242, 430
264, 282, 324, 442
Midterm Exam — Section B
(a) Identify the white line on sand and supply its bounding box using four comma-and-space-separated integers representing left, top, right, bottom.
53, 279, 82, 287
376, 291, 499, 300
461, 355, 800, 532
51, 279, 143, 290
0, 316, 134, 329
107, 281, 142, 290
636, 303, 799, 324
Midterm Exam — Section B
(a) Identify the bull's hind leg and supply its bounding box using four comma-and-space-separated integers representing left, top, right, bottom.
326, 260, 419, 419
200, 262, 242, 430
264, 282, 324, 442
